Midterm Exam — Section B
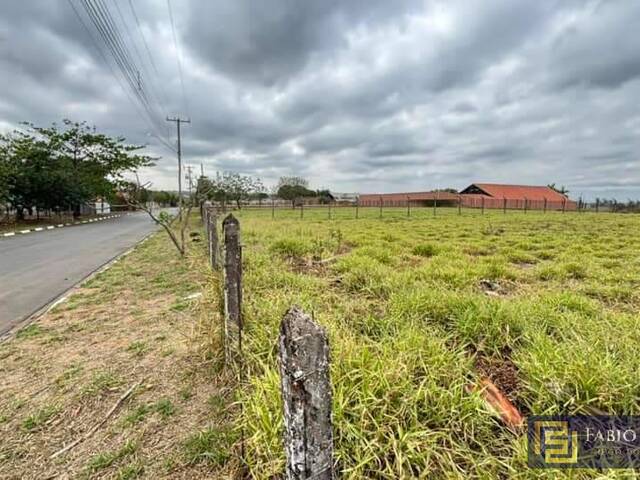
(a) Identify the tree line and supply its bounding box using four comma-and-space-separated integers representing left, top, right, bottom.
0, 120, 153, 220
195, 174, 333, 208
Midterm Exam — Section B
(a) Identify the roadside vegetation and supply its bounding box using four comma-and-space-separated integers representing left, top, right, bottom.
231, 207, 640, 478
0, 217, 238, 479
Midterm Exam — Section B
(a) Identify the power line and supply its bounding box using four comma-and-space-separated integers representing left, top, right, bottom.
76, 0, 175, 151
166, 0, 190, 117
113, 0, 171, 139
166, 116, 190, 202
66, 0, 175, 153
126, 0, 172, 122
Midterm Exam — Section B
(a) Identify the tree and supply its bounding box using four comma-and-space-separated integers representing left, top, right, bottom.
276, 176, 315, 207
0, 120, 154, 220
198, 172, 264, 209
152, 190, 179, 207
120, 176, 192, 257
547, 183, 569, 196
316, 189, 334, 204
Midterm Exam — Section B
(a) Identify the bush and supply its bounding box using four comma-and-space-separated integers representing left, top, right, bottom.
412, 243, 439, 257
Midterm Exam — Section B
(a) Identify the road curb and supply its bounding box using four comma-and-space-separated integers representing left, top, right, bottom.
1, 214, 127, 239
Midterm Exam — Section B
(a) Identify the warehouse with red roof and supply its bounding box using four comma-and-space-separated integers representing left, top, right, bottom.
359, 183, 576, 211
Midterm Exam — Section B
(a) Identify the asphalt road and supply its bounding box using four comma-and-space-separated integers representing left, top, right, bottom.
0, 212, 161, 335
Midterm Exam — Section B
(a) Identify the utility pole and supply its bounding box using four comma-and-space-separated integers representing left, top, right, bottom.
185, 165, 194, 196
166, 116, 191, 204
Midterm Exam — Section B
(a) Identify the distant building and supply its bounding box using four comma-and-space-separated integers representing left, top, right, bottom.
459, 183, 576, 210
359, 191, 459, 207
330, 192, 359, 204
93, 199, 111, 214
358, 183, 577, 210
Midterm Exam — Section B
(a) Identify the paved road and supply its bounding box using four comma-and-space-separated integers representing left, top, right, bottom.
0, 212, 161, 335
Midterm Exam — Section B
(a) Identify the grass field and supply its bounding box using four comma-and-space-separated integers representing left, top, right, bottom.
231, 207, 640, 478
2, 207, 639, 478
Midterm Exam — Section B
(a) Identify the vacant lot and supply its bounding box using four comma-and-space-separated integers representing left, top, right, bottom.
2, 208, 639, 479
233, 207, 640, 478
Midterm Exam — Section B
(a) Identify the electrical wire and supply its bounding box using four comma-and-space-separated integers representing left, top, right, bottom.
166, 0, 190, 118
77, 0, 175, 150
66, 0, 175, 153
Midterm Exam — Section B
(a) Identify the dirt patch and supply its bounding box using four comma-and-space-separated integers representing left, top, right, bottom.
288, 256, 329, 276
478, 279, 516, 297
287, 249, 352, 277
514, 262, 536, 270
475, 355, 522, 406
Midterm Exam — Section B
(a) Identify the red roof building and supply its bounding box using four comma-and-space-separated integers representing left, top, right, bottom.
459, 183, 576, 210
358, 183, 577, 211
460, 183, 569, 202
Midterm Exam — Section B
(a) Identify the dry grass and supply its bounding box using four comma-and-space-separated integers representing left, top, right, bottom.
0, 220, 237, 479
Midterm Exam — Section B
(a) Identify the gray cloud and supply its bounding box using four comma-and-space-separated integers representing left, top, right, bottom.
0, 0, 639, 199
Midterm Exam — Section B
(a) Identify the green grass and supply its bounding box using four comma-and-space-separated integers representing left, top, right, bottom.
86, 440, 138, 473
183, 425, 235, 465
81, 370, 122, 397
22, 404, 58, 431
227, 207, 640, 479
123, 398, 176, 425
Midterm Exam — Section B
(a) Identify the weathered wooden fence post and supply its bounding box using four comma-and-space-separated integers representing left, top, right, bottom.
458, 195, 462, 215
543, 197, 547, 214
328, 202, 332, 220
279, 307, 333, 480
562, 198, 566, 214
595, 198, 599, 213
207, 207, 220, 270
524, 197, 528, 214
481, 196, 485, 215
379, 196, 383, 219
503, 197, 507, 214
272, 197, 275, 219
433, 193, 437, 217
355, 198, 359, 219
223, 214, 242, 365
406, 196, 410, 217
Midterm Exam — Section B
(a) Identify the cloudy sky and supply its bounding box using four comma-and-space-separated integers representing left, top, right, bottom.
1, 0, 639, 199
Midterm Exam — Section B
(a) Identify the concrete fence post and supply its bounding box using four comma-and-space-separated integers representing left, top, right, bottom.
279, 306, 333, 480
208, 207, 220, 270
222, 214, 242, 365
